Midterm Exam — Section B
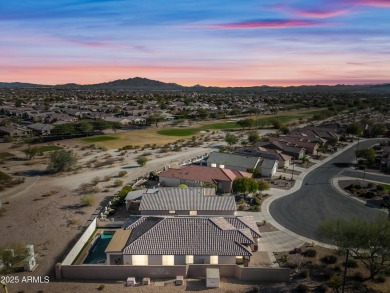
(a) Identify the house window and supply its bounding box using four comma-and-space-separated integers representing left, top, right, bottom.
162, 255, 174, 265
132, 255, 148, 265
219, 164, 225, 169
189, 211, 197, 215
210, 255, 218, 264
211, 163, 217, 168
169, 210, 176, 214
186, 255, 194, 264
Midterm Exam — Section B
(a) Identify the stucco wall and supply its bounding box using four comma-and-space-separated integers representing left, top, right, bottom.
62, 218, 97, 265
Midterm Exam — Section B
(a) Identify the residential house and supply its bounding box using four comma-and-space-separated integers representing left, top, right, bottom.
235, 147, 292, 169
256, 141, 305, 160
127, 187, 236, 215
103, 116, 131, 125
0, 125, 32, 137
158, 165, 252, 193
105, 216, 261, 266
27, 123, 55, 136
207, 152, 259, 171
126, 116, 147, 125
270, 137, 319, 155
206, 152, 278, 177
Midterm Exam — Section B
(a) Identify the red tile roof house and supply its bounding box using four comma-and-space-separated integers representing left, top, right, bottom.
158, 165, 252, 194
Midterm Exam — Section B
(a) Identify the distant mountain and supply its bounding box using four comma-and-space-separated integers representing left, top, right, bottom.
82, 77, 184, 90
0, 82, 48, 89
0, 77, 389, 92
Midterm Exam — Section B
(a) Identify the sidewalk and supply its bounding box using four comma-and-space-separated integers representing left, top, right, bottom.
237, 140, 363, 251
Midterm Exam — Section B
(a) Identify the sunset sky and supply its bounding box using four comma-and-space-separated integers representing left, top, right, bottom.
1, 0, 389, 86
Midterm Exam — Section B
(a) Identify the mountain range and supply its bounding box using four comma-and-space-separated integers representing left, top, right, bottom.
0, 77, 389, 92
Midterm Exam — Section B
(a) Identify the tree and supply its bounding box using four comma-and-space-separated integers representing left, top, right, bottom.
77, 121, 93, 134
279, 126, 290, 135
233, 177, 259, 196
258, 179, 270, 193
248, 131, 260, 145
225, 133, 238, 146
372, 124, 387, 137
318, 216, 390, 280
47, 150, 77, 173
346, 123, 363, 137
270, 119, 283, 129
237, 118, 255, 129
23, 147, 41, 160
137, 156, 148, 166
355, 147, 375, 164
147, 113, 163, 127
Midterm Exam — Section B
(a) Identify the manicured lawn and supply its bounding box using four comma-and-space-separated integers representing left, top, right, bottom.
0, 152, 14, 159
0, 171, 11, 181
80, 136, 119, 143
379, 184, 390, 192
199, 121, 240, 130
157, 129, 200, 136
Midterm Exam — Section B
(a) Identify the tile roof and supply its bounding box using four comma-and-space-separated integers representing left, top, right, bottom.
139, 187, 236, 212
158, 165, 251, 183
207, 152, 259, 170
122, 216, 260, 256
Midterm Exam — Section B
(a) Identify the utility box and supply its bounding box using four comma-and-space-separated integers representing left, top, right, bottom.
175, 276, 183, 286
23, 255, 37, 272
126, 277, 136, 286
206, 268, 220, 288
142, 277, 150, 285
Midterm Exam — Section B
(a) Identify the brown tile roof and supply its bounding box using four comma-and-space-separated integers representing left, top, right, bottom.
158, 165, 252, 183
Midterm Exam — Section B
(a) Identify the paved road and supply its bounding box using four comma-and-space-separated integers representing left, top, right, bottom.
269, 139, 389, 242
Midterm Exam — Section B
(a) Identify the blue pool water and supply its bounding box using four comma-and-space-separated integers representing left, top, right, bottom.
83, 231, 115, 264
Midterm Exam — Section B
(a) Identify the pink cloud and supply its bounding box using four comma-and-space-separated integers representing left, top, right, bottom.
357, 0, 390, 7
198, 19, 328, 29
290, 8, 350, 19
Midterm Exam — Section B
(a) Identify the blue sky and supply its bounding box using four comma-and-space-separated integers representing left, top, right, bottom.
1, 0, 389, 86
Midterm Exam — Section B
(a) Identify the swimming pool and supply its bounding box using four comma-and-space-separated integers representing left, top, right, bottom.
83, 231, 115, 264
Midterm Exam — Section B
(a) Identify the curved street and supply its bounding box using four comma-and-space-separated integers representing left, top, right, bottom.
269, 139, 389, 242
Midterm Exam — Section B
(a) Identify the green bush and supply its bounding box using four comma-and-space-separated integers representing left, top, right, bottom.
238, 204, 245, 211
300, 269, 309, 278
98, 284, 105, 290
376, 275, 386, 283
316, 284, 328, 293
305, 248, 317, 257
377, 185, 385, 191
321, 255, 337, 264
118, 186, 132, 198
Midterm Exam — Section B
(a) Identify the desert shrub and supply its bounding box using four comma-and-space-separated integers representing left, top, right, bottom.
118, 185, 132, 198
305, 248, 317, 257
238, 204, 245, 211
253, 197, 262, 206
353, 271, 364, 282
91, 176, 101, 185
327, 274, 342, 290
367, 182, 374, 188
321, 255, 337, 264
97, 284, 105, 290
47, 150, 77, 173
80, 195, 95, 206
103, 175, 111, 182
118, 171, 127, 177
333, 265, 341, 272
364, 191, 375, 198
377, 185, 385, 191
79, 183, 100, 194
354, 184, 362, 189
113, 180, 123, 187
280, 255, 288, 263
136, 156, 148, 166
296, 284, 309, 293
343, 259, 358, 268
300, 269, 309, 278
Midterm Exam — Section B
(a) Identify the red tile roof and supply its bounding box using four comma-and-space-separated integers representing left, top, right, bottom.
158, 165, 252, 183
